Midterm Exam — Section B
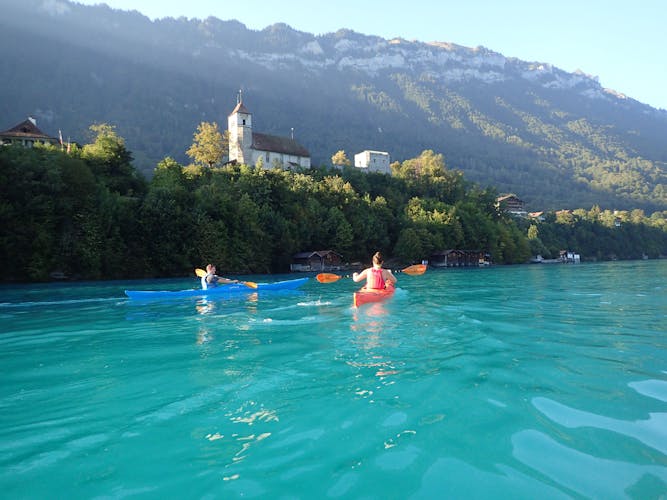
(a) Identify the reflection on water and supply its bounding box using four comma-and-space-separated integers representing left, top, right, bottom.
196, 326, 212, 345
195, 293, 259, 315
349, 301, 403, 378
195, 299, 215, 316
194, 293, 260, 344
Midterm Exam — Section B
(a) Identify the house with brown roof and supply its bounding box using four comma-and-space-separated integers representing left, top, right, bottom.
0, 117, 59, 147
228, 94, 310, 169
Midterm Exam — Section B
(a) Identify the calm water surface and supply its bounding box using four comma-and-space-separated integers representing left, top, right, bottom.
1, 261, 666, 498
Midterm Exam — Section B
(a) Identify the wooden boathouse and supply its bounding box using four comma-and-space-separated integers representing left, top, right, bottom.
290, 250, 343, 272
429, 250, 491, 267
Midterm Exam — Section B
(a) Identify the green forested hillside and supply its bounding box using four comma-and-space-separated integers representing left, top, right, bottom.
1, 0, 666, 213
1, 130, 665, 283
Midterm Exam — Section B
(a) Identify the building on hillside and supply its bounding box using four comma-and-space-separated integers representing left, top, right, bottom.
227, 94, 310, 169
0, 117, 59, 147
290, 250, 343, 272
354, 150, 391, 175
496, 194, 527, 217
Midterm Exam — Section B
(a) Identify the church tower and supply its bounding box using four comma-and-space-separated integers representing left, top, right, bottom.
228, 90, 252, 164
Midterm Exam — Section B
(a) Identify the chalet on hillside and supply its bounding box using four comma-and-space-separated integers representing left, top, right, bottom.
0, 117, 59, 147
496, 194, 526, 216
290, 250, 342, 272
228, 94, 311, 170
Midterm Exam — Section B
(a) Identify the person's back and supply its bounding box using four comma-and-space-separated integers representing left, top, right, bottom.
352, 251, 396, 290
368, 267, 386, 289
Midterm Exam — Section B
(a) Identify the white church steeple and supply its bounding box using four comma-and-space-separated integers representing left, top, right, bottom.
228, 89, 252, 164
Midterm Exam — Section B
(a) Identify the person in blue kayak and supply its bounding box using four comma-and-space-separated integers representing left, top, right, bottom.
352, 252, 397, 290
201, 264, 239, 289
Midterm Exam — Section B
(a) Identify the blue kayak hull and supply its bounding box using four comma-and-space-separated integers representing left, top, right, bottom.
125, 277, 309, 300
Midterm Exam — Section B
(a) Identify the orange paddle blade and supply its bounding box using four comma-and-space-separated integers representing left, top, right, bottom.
316, 273, 342, 283
195, 268, 206, 278
402, 264, 427, 276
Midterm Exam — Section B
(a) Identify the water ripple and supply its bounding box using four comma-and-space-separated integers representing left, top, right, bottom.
533, 396, 667, 455
512, 429, 667, 497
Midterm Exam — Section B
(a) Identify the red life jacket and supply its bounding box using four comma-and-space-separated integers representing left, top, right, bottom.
368, 268, 386, 289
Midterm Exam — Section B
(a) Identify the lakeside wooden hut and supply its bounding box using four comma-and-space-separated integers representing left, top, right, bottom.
429, 249, 490, 267
290, 250, 342, 272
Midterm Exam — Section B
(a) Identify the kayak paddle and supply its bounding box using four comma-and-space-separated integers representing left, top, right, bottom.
194, 268, 258, 289
316, 273, 344, 283
316, 263, 427, 283
400, 264, 427, 275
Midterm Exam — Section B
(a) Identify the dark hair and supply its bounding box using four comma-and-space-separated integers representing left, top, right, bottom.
372, 252, 383, 266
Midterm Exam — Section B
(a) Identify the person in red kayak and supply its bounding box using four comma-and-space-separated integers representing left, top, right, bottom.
201, 264, 238, 290
352, 252, 397, 290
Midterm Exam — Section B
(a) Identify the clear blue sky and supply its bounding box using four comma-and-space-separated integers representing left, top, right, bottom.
74, 0, 666, 110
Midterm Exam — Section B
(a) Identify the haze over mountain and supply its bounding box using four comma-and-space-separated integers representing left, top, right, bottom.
2, 0, 666, 212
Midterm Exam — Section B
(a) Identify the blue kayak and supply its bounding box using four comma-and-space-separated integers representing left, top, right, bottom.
125, 277, 309, 300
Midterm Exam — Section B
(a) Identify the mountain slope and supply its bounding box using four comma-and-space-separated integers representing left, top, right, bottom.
1, 0, 665, 211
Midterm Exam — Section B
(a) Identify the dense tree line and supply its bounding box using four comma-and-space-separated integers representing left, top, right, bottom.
1, 127, 666, 282
520, 207, 667, 261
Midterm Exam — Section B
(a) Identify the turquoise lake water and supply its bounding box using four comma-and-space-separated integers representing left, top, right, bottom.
1, 260, 666, 498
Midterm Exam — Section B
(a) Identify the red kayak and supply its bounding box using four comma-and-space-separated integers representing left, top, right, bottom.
353, 285, 395, 308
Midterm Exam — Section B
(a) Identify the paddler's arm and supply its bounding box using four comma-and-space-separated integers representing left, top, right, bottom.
352, 269, 368, 282
214, 275, 239, 284
383, 269, 397, 285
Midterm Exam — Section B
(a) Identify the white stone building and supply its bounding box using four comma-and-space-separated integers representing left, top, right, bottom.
354, 150, 391, 175
228, 97, 310, 169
